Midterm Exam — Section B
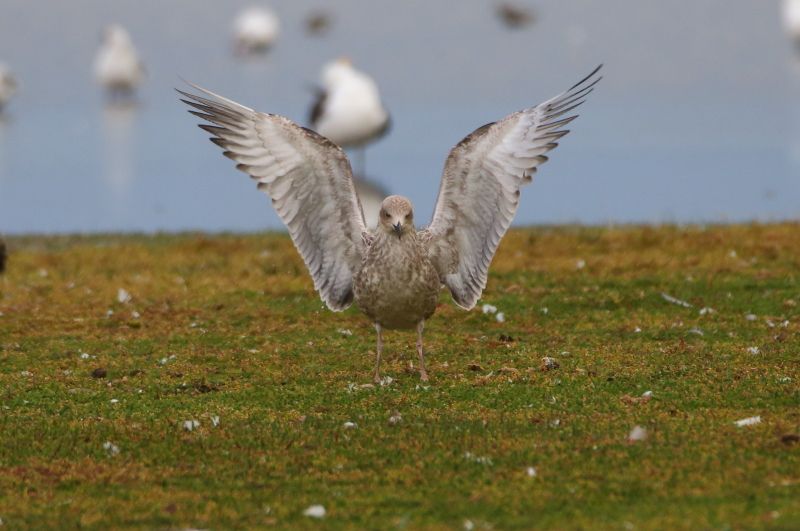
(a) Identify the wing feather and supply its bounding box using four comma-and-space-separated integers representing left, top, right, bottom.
422, 66, 602, 309
178, 83, 368, 311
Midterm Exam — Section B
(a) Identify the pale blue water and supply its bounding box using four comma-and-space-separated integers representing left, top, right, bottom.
1, 0, 799, 233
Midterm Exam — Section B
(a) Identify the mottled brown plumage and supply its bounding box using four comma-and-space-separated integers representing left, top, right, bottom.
179, 66, 601, 382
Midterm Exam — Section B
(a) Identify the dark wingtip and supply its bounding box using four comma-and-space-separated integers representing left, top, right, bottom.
569, 64, 604, 92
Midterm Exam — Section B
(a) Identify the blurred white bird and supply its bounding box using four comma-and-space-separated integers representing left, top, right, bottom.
233, 6, 280, 54
309, 58, 390, 174
0, 64, 18, 112
94, 25, 145, 99
784, 0, 800, 48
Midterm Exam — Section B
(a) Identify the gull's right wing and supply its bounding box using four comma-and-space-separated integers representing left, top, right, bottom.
178, 83, 369, 311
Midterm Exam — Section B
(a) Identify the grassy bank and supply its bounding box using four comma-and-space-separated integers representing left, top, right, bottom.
0, 224, 798, 529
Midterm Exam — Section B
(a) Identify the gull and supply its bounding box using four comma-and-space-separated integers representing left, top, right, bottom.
233, 6, 280, 55
0, 64, 18, 112
178, 65, 601, 382
784, 0, 800, 49
94, 24, 145, 99
309, 58, 390, 174
496, 3, 536, 30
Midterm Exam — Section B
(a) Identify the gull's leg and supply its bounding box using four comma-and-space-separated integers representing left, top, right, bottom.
373, 322, 383, 384
416, 320, 429, 382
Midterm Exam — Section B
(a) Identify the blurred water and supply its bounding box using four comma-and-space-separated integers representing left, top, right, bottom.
0, 0, 798, 234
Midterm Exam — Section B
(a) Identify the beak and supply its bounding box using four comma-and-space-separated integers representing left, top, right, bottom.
392, 222, 402, 234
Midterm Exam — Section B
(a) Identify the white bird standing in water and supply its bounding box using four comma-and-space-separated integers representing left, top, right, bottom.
233, 6, 280, 55
94, 25, 145, 99
784, 0, 800, 48
179, 66, 601, 382
309, 58, 390, 175
0, 64, 18, 112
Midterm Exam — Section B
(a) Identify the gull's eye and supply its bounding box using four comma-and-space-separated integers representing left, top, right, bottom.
405, 213, 412, 220
380, 210, 389, 219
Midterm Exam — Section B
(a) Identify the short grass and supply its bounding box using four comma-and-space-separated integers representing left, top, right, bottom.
0, 224, 798, 530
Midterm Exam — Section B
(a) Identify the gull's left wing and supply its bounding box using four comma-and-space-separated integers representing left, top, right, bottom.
421, 66, 602, 310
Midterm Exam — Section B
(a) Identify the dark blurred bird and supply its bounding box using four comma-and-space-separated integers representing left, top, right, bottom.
0, 239, 6, 274
178, 65, 601, 382
305, 10, 332, 36
496, 3, 536, 29
0, 64, 17, 112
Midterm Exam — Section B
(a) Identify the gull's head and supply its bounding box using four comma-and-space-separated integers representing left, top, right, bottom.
379, 195, 414, 237
322, 57, 354, 88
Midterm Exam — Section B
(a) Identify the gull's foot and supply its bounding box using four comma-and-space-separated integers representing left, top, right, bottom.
419, 370, 429, 382
373, 371, 382, 384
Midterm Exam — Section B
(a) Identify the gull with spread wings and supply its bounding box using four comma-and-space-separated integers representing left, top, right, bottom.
178, 65, 601, 382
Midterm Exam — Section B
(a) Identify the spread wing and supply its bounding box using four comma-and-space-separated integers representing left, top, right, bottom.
178, 83, 368, 311
422, 65, 602, 310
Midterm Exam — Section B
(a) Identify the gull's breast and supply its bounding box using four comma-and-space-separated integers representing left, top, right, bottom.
353, 237, 440, 330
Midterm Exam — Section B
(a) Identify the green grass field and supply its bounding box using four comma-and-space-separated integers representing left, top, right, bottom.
1, 224, 798, 529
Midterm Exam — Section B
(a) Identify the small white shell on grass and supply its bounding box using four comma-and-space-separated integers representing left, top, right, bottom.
102, 441, 120, 456
734, 416, 761, 427
699, 307, 715, 315
526, 466, 537, 477
343, 421, 357, 429
747, 346, 760, 355
482, 304, 497, 314
182, 420, 200, 431
661, 293, 692, 308
117, 288, 131, 304
495, 312, 505, 323
628, 425, 648, 442
211, 415, 220, 427
463, 452, 493, 466
303, 505, 326, 518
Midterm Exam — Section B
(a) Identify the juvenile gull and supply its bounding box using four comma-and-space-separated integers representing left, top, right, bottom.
178, 65, 601, 382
